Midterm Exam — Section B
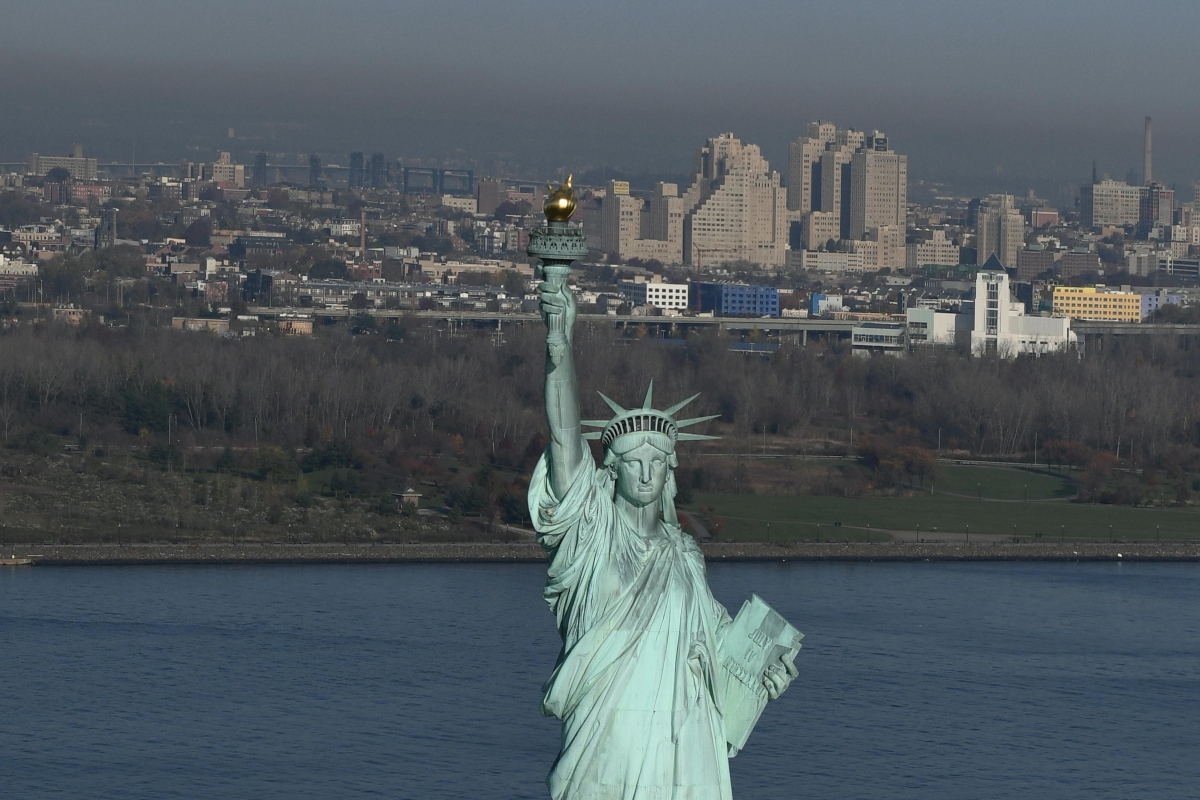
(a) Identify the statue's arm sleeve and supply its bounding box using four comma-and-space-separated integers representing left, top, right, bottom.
529, 439, 603, 555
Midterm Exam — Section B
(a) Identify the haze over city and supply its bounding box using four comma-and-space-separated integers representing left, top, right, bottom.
6, 3, 1200, 799
5, 0, 1200, 199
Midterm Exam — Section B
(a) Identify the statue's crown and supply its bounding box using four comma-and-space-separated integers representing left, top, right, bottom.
581, 382, 719, 449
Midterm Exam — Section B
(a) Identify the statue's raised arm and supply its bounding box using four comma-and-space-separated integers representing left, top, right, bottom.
532, 176, 588, 499
538, 260, 583, 497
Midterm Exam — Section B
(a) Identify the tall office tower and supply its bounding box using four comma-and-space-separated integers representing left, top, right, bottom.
477, 178, 505, 216
601, 180, 642, 257
1139, 182, 1174, 236
644, 182, 684, 247
849, 131, 908, 240
368, 152, 387, 188
681, 133, 788, 268
1080, 180, 1143, 227
348, 152, 365, 188
816, 128, 866, 239
1143, 116, 1153, 185
786, 120, 836, 214
975, 194, 1025, 268
819, 145, 855, 240
309, 155, 322, 188
253, 152, 268, 188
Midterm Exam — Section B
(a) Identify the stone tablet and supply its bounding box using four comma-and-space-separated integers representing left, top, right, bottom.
720, 595, 803, 754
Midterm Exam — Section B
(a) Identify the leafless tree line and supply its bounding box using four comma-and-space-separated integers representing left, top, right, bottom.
0, 321, 1197, 473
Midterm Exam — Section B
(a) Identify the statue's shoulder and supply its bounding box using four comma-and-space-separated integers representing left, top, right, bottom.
663, 521, 703, 556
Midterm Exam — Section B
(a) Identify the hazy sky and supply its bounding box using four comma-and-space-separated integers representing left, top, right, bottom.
4, 0, 1200, 200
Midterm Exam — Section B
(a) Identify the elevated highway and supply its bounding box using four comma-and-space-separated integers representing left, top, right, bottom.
247, 307, 1200, 345
248, 307, 858, 342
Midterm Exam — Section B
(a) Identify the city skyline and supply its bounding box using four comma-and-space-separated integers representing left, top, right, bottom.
3, 1, 1200, 200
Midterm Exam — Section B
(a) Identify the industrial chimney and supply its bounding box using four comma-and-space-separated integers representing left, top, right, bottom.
1143, 116, 1153, 185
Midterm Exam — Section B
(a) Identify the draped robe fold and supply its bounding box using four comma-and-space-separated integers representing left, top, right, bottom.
529, 441, 734, 800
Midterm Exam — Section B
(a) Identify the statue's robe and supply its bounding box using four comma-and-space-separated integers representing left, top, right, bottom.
529, 442, 734, 800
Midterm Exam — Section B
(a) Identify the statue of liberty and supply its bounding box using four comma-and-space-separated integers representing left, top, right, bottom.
528, 179, 801, 800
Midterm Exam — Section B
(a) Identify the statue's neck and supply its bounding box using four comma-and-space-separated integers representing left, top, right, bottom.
614, 496, 665, 539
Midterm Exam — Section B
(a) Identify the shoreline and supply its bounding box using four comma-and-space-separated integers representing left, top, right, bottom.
4, 541, 1200, 565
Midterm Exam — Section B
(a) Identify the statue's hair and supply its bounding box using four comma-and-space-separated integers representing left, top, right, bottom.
602, 432, 678, 470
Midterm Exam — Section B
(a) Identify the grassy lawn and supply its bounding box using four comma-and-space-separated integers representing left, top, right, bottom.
690, 490, 1200, 543
932, 464, 1075, 501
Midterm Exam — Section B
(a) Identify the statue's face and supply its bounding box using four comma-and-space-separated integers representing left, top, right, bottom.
612, 441, 671, 508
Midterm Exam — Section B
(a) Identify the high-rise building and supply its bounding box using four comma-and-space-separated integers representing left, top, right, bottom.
253, 152, 268, 188
786, 121, 836, 214
348, 152, 365, 189
637, 182, 685, 263
28, 144, 98, 181
819, 142, 857, 240
598, 181, 684, 264
1080, 180, 1142, 228
210, 152, 245, 188
849, 131, 907, 239
681, 133, 787, 267
1139, 182, 1174, 236
309, 155, 322, 188
1143, 116, 1153, 185
975, 194, 1025, 268
368, 152, 388, 188
477, 178, 505, 216
602, 180, 642, 257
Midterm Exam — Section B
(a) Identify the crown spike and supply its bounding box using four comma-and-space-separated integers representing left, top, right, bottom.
597, 392, 626, 415
676, 433, 719, 441
581, 432, 603, 440
581, 419, 608, 428
675, 414, 720, 429
663, 393, 701, 417
642, 381, 654, 410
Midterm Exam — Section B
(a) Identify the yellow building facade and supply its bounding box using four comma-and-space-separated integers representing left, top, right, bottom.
1052, 286, 1141, 322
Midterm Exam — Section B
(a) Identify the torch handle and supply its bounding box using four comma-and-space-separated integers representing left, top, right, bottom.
541, 264, 571, 337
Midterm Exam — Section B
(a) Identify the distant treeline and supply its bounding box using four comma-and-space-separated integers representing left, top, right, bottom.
1, 320, 1198, 501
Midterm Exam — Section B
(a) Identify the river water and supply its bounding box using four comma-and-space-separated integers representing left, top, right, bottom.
1, 562, 1198, 799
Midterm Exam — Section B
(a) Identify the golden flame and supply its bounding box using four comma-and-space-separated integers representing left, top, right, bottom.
544, 175, 577, 222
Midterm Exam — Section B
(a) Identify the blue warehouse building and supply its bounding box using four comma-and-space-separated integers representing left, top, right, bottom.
691, 282, 779, 317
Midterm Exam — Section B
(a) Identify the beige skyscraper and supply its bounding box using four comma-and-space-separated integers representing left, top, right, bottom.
818, 128, 864, 240
786, 121, 836, 214
683, 133, 787, 267
849, 131, 907, 240
599, 180, 685, 264
601, 180, 641, 257
975, 194, 1025, 269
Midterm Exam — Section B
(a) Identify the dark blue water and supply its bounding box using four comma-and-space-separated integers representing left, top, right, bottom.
1, 562, 1198, 799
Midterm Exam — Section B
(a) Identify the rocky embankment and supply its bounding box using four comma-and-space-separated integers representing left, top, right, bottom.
5, 541, 1200, 565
